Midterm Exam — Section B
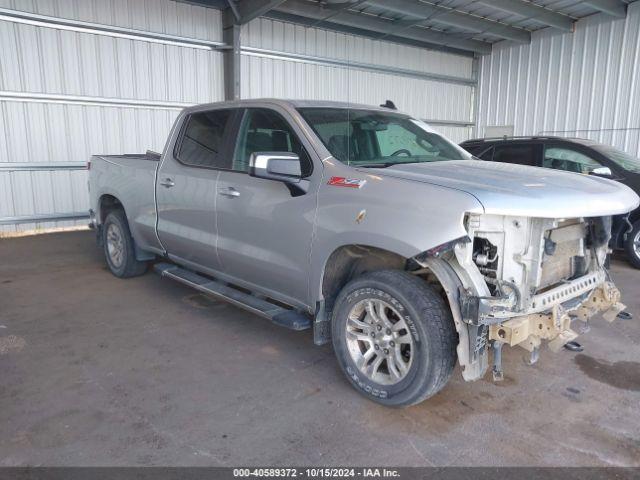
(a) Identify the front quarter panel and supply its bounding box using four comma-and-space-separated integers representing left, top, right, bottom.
310, 159, 484, 302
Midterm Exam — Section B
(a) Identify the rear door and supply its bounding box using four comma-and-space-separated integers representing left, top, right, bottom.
156, 107, 240, 272
215, 107, 319, 307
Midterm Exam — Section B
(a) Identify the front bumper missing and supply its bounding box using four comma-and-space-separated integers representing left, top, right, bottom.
487, 281, 625, 353
462, 271, 612, 326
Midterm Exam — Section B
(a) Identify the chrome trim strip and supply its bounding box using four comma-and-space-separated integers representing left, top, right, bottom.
0, 7, 226, 50
0, 212, 89, 225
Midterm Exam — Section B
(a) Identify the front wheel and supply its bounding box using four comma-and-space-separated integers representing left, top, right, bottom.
102, 210, 148, 278
625, 220, 640, 269
331, 270, 457, 407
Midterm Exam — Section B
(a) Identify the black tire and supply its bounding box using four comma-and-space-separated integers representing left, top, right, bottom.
331, 270, 457, 407
102, 209, 148, 278
625, 220, 640, 269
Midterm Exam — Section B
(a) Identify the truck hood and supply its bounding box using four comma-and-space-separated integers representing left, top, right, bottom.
362, 160, 640, 218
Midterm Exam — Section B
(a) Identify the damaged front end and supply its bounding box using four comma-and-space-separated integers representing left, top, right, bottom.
414, 213, 626, 382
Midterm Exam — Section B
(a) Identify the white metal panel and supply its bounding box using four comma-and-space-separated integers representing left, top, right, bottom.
0, 100, 179, 231
0, 0, 223, 42
241, 18, 476, 127
1, 3, 479, 232
432, 126, 474, 144
242, 18, 474, 79
0, 0, 224, 232
0, 21, 224, 102
478, 3, 640, 158
240, 55, 474, 123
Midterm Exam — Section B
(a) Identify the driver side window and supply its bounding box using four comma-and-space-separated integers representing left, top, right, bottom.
233, 109, 312, 176
543, 147, 603, 174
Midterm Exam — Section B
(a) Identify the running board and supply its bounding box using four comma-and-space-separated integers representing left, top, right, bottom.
154, 263, 311, 331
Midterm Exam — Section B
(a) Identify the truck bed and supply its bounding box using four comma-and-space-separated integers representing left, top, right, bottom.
88, 153, 162, 253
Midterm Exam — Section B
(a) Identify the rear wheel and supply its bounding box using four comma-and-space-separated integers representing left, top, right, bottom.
331, 270, 457, 407
102, 210, 148, 278
625, 220, 640, 269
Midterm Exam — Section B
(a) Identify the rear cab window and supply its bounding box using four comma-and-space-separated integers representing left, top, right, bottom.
175, 109, 235, 169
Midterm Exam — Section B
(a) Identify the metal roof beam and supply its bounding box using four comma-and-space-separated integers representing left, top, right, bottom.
582, 0, 627, 18
232, 0, 288, 24
364, 0, 530, 43
274, 0, 492, 54
476, 0, 574, 31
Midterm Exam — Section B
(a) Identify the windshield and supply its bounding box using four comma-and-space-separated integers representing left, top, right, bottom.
591, 144, 640, 174
298, 108, 472, 167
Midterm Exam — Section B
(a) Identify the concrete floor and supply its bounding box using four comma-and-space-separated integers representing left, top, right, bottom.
1, 230, 639, 467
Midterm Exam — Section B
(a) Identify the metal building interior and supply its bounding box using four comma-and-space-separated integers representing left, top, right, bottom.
0, 0, 638, 232
1, 0, 640, 470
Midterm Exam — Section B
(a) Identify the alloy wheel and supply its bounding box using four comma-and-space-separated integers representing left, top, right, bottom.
345, 298, 414, 385
106, 223, 125, 268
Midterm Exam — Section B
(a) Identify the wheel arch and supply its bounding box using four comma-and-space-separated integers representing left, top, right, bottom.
413, 257, 477, 381
314, 245, 474, 380
97, 193, 153, 262
98, 193, 126, 224
320, 244, 407, 309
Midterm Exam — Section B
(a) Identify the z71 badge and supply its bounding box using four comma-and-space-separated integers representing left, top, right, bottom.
327, 176, 366, 188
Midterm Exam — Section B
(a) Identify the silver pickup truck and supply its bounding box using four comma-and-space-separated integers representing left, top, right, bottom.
88, 99, 639, 407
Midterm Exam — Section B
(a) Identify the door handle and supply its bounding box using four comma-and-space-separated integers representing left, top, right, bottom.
219, 187, 240, 198
159, 178, 175, 188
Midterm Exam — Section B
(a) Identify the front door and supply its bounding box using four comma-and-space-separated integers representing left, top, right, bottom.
215, 108, 319, 307
156, 107, 238, 272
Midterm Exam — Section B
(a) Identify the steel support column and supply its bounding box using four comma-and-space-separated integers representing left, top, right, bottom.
472, 55, 482, 139
223, 10, 241, 101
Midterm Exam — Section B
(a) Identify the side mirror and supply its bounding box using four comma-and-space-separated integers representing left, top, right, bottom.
249, 152, 302, 183
591, 166, 613, 177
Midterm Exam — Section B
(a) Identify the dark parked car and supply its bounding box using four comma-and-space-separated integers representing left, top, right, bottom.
460, 136, 640, 268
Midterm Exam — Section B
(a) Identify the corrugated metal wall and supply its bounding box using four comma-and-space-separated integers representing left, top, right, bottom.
0, 0, 478, 233
241, 18, 476, 143
477, 2, 640, 158
0, 0, 224, 233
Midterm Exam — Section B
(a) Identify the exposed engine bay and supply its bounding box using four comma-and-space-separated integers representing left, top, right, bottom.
424, 213, 626, 382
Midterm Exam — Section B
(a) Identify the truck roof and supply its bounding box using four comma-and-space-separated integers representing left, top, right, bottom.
460, 136, 605, 147
182, 98, 402, 114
